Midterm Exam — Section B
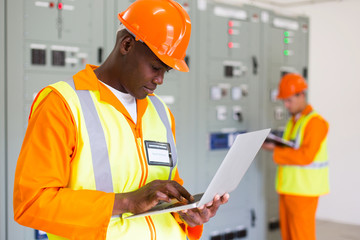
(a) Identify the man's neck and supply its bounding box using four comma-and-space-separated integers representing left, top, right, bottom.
292, 103, 309, 119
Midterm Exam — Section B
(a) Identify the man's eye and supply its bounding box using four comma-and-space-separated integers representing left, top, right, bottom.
152, 65, 160, 71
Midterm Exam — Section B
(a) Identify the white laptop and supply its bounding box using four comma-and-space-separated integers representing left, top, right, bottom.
125, 128, 270, 219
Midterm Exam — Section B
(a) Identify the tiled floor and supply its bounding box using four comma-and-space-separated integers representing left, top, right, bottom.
317, 220, 360, 240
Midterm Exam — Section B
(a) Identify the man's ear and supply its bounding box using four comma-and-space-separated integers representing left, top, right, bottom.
120, 35, 135, 55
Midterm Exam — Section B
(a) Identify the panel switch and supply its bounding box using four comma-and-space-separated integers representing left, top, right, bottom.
233, 106, 243, 122
274, 107, 285, 120
216, 106, 227, 121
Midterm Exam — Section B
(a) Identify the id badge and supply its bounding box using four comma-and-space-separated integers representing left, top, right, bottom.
144, 141, 173, 167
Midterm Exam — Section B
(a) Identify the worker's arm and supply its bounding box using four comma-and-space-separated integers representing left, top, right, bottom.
273, 116, 329, 165
13, 91, 114, 239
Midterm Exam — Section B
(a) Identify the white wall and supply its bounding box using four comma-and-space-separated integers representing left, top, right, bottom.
218, 0, 360, 226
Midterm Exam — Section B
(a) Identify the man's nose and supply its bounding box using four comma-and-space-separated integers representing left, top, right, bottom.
284, 101, 291, 109
153, 72, 164, 85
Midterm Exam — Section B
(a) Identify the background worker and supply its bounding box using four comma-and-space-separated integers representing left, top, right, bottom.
13, 0, 228, 239
262, 73, 329, 240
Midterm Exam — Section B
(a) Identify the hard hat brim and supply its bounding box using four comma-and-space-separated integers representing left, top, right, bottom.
146, 42, 189, 72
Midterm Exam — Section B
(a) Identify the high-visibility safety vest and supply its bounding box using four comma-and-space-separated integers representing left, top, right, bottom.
34, 80, 187, 240
275, 111, 329, 196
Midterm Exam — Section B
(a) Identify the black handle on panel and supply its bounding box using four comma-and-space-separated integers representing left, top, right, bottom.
303, 67, 308, 79
251, 208, 256, 227
252, 56, 258, 75
98, 47, 103, 64
236, 112, 243, 122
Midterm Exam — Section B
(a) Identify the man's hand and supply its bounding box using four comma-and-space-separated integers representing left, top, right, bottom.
262, 142, 276, 151
112, 180, 193, 215
177, 193, 229, 227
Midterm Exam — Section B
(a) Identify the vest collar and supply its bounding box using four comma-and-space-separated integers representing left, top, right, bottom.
293, 104, 313, 122
72, 64, 148, 126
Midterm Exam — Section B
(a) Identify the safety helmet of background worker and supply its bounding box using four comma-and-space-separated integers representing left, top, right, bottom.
118, 0, 191, 72
277, 73, 308, 99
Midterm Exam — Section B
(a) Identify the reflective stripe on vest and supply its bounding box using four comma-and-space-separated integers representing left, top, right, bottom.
282, 161, 329, 169
293, 111, 315, 149
148, 95, 177, 180
68, 80, 113, 193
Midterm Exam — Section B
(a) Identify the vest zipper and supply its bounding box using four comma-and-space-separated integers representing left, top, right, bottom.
136, 137, 148, 188
136, 137, 155, 240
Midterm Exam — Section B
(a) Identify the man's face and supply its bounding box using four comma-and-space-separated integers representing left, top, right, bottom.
282, 93, 305, 115
120, 40, 171, 99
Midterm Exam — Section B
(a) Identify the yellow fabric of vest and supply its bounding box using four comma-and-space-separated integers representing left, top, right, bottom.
35, 81, 186, 240
275, 112, 329, 196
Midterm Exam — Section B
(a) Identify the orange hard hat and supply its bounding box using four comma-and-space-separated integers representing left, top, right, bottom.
277, 73, 308, 99
118, 0, 191, 72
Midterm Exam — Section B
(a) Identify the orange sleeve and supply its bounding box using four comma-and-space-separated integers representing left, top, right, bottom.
13, 91, 114, 239
169, 110, 204, 239
172, 212, 204, 240
169, 108, 176, 140
273, 116, 329, 165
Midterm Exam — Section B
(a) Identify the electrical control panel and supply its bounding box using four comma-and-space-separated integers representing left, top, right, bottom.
193, 3, 265, 239
4, 0, 131, 239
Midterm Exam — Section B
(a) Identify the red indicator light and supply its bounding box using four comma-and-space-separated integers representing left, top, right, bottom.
49, 2, 55, 8
228, 21, 234, 27
228, 29, 234, 35
228, 42, 234, 48
58, 2, 63, 10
